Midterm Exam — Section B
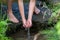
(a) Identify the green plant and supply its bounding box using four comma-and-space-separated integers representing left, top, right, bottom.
0, 5, 12, 40
48, 3, 60, 24
0, 15, 12, 40
40, 3, 60, 40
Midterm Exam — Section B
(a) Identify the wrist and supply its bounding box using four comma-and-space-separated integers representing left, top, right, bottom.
28, 18, 32, 21
28, 15, 32, 20
22, 17, 26, 21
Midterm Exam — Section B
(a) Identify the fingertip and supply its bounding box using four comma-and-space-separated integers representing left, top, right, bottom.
23, 25, 26, 28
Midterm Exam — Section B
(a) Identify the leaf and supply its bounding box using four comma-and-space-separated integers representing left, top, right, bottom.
0, 21, 7, 26
55, 21, 60, 30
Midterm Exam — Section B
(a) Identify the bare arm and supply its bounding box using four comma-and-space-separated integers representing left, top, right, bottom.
28, 0, 36, 20
18, 0, 25, 21
18, 0, 27, 27
26, 0, 36, 27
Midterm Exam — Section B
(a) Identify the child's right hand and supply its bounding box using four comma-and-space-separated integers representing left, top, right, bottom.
26, 19, 32, 28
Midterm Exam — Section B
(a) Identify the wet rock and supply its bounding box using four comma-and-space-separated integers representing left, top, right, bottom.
34, 1, 52, 23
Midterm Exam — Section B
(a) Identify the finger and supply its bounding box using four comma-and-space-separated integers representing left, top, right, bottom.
30, 22, 32, 27
23, 24, 26, 28
23, 24, 25, 27
26, 21, 29, 28
28, 21, 31, 27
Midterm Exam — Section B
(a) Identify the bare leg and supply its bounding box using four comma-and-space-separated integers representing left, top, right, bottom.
7, 0, 19, 23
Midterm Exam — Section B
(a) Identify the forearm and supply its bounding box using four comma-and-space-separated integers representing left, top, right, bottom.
18, 0, 25, 21
28, 0, 36, 20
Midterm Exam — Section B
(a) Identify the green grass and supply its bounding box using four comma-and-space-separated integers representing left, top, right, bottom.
40, 28, 59, 40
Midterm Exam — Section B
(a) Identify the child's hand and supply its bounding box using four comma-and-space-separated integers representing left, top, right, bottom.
22, 19, 27, 27
22, 19, 32, 28
26, 19, 32, 28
